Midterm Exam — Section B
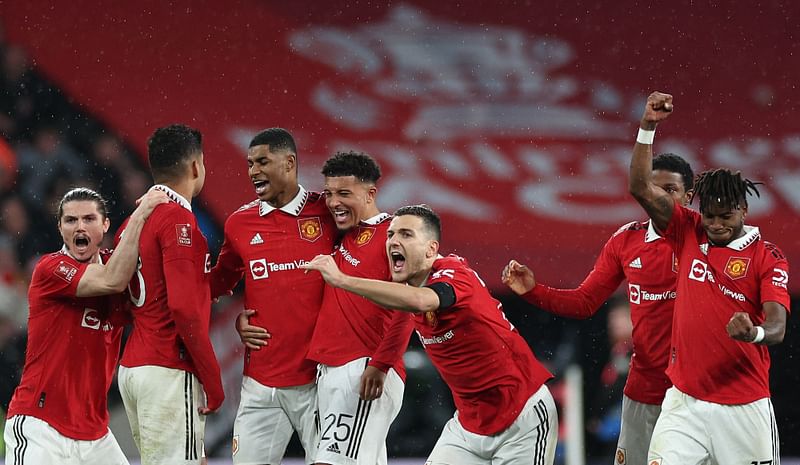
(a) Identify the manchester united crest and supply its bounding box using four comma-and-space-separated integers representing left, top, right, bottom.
355, 227, 376, 246
424, 310, 439, 328
724, 257, 750, 280
298, 217, 323, 242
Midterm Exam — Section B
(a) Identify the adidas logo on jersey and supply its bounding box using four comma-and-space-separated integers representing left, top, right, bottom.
326, 443, 341, 454
628, 257, 642, 269
250, 233, 264, 245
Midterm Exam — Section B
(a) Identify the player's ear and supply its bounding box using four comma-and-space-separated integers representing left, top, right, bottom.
366, 185, 377, 204
427, 240, 439, 258
102, 217, 111, 234
286, 153, 296, 173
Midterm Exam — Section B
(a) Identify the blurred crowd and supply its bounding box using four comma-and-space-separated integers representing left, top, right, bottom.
0, 24, 151, 413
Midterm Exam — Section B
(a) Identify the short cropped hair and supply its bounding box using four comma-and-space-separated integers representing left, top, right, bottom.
321, 151, 381, 184
653, 153, 694, 192
249, 128, 297, 154
147, 124, 203, 182
394, 204, 441, 241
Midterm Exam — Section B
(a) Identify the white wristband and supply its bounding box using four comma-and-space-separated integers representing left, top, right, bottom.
636, 128, 655, 145
751, 325, 765, 344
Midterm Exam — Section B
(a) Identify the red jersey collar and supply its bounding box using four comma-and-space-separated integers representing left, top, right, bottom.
151, 185, 192, 211
259, 185, 309, 217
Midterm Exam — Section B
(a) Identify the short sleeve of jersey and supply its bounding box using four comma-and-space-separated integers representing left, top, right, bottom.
33, 254, 89, 301
759, 242, 791, 311
427, 258, 474, 308
158, 208, 198, 264
662, 203, 695, 253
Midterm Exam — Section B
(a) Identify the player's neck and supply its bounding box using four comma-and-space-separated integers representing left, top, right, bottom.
159, 180, 195, 204
267, 184, 301, 209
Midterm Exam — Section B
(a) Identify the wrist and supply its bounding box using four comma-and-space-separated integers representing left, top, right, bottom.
636, 127, 655, 145
751, 325, 765, 344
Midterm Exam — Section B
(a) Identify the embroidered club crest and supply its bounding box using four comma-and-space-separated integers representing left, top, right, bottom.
298, 217, 323, 242
355, 227, 375, 246
725, 257, 750, 280
425, 311, 438, 327
176, 224, 192, 247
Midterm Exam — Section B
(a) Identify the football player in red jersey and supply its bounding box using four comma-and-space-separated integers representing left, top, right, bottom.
630, 92, 789, 465
238, 151, 413, 465
4, 187, 166, 464
302, 205, 557, 465
116, 124, 224, 465
309, 151, 413, 465
210, 128, 335, 465
502, 152, 694, 465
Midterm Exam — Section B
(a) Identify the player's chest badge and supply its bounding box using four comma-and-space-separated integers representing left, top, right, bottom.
298, 217, 323, 242
355, 227, 376, 246
724, 257, 750, 280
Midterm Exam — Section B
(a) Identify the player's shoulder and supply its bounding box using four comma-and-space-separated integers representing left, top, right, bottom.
761, 240, 787, 262
434, 254, 470, 271
226, 199, 261, 224
35, 249, 74, 269
234, 199, 261, 215
610, 220, 647, 239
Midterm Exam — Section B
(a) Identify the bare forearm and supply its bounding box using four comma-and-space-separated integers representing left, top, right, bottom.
103, 213, 147, 289
339, 276, 438, 313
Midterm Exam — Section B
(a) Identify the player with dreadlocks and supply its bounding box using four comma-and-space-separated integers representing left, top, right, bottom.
629, 91, 789, 465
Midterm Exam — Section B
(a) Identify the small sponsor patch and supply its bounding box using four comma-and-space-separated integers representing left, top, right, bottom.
82, 308, 101, 330
232, 435, 239, 456
355, 227, 375, 246
176, 224, 192, 247
298, 217, 323, 242
250, 259, 269, 280
54, 260, 78, 283
724, 257, 750, 280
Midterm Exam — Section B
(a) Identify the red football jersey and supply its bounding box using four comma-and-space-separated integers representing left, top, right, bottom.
307, 213, 413, 379
211, 188, 336, 387
8, 249, 125, 440
525, 220, 675, 404
116, 186, 223, 407
418, 255, 552, 435
664, 205, 791, 404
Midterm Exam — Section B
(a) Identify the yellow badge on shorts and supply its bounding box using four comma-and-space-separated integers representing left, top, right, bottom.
615, 447, 626, 464
232, 435, 239, 456
649, 459, 662, 465
298, 217, 323, 243
355, 227, 376, 246
724, 257, 750, 280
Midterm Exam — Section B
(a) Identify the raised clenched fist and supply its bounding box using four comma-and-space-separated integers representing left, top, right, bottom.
641, 91, 674, 129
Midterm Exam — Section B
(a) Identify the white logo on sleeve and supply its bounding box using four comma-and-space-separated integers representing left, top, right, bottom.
688, 259, 708, 282
249, 259, 269, 280
773, 268, 789, 289
628, 284, 641, 304
431, 269, 455, 280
